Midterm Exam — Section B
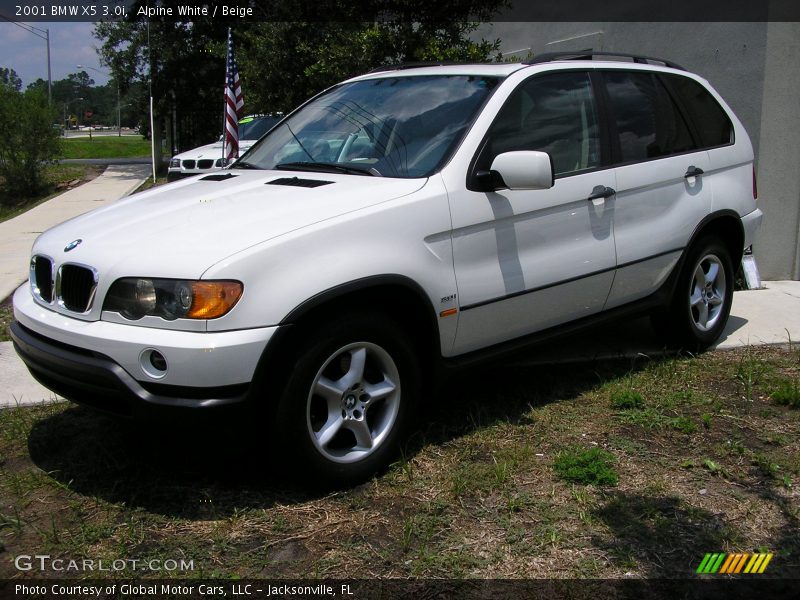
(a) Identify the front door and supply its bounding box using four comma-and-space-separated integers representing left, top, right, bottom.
449, 71, 618, 354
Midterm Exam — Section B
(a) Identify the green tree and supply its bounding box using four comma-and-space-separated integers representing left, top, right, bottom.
0, 86, 61, 199
28, 73, 121, 128
95, 10, 232, 160
0, 67, 22, 91
239, 18, 504, 113
93, 0, 507, 156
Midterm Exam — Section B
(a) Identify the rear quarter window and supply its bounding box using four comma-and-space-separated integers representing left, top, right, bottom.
663, 74, 733, 148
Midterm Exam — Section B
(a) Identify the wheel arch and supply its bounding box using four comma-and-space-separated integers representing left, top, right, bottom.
250, 275, 442, 403
687, 210, 746, 267
653, 210, 745, 313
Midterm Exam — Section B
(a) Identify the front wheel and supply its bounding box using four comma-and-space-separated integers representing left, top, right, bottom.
271, 313, 419, 486
654, 237, 735, 352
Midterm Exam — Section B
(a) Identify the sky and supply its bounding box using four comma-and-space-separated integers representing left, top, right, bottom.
0, 21, 111, 87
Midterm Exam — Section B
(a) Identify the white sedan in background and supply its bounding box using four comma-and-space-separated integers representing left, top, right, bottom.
167, 114, 281, 181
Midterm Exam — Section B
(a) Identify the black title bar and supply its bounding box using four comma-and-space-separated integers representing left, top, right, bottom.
1, 0, 799, 23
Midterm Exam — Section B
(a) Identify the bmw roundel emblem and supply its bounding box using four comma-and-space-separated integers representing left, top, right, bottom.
64, 239, 82, 252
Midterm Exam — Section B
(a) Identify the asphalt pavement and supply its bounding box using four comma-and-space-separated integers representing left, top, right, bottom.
0, 167, 798, 407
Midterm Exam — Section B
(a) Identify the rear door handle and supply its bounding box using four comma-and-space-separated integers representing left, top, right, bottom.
587, 185, 616, 201
684, 166, 705, 178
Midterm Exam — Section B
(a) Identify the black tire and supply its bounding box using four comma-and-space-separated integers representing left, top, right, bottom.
270, 311, 420, 487
654, 236, 734, 352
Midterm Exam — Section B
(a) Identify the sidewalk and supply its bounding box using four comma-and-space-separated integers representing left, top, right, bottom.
1, 163, 151, 408
0, 164, 151, 303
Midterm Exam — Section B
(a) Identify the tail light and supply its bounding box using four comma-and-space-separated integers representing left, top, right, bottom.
752, 166, 758, 200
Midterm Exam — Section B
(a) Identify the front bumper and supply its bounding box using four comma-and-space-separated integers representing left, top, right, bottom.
12, 284, 279, 417
11, 322, 250, 418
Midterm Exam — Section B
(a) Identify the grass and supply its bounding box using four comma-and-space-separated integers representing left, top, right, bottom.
0, 297, 12, 341
610, 389, 644, 410
61, 136, 150, 159
133, 173, 168, 194
771, 379, 800, 409
0, 164, 103, 224
553, 447, 618, 486
0, 345, 798, 579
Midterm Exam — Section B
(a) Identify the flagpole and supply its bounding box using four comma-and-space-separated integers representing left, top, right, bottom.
148, 20, 156, 183
222, 27, 230, 166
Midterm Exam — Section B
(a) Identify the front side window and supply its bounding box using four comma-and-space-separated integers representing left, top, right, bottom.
476, 71, 601, 178
604, 71, 697, 163
238, 75, 500, 178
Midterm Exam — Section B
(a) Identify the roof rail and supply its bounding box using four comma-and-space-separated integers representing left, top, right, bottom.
367, 61, 452, 74
523, 51, 686, 71
367, 60, 494, 74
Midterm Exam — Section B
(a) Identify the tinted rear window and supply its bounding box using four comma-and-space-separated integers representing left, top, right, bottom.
604, 71, 697, 163
664, 75, 733, 148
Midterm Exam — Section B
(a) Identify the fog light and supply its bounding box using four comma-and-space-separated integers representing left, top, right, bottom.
149, 351, 167, 371
140, 348, 167, 379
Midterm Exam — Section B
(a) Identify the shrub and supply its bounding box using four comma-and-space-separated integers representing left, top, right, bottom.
0, 86, 61, 199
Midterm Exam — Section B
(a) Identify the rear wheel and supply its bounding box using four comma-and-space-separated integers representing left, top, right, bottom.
271, 312, 419, 486
654, 236, 734, 351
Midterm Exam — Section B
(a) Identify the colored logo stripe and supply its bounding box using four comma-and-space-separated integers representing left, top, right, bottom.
720, 553, 748, 573
698, 552, 773, 574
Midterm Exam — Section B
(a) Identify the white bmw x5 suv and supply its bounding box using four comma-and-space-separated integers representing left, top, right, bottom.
12, 53, 762, 485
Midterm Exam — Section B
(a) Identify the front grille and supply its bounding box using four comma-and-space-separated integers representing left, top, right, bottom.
197, 159, 214, 169
31, 255, 53, 302
58, 264, 97, 313
182, 160, 196, 169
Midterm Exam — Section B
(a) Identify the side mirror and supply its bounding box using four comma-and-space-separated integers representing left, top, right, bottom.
479, 151, 554, 191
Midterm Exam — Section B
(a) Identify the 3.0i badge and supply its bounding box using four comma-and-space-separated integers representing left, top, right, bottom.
64, 239, 82, 252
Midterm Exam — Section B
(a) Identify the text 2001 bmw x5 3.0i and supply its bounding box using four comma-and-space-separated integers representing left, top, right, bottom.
12, 53, 762, 485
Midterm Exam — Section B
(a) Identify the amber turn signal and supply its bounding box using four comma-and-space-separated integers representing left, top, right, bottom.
186, 281, 243, 319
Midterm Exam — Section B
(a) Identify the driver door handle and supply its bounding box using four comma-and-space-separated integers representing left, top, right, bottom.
587, 185, 616, 201
685, 166, 705, 178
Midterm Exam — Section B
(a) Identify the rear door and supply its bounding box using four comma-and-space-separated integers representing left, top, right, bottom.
601, 69, 713, 308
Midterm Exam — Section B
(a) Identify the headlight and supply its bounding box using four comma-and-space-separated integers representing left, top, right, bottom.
104, 278, 243, 320
169, 158, 181, 168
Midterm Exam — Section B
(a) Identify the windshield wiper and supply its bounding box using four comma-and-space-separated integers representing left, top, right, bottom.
230, 161, 261, 170
275, 161, 380, 177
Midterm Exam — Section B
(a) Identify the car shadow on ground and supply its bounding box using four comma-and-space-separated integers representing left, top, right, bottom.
26, 352, 661, 519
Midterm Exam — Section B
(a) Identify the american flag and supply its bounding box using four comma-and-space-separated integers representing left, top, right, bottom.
224, 28, 244, 160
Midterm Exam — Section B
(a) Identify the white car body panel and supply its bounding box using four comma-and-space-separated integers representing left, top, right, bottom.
30, 172, 426, 325
14, 59, 761, 394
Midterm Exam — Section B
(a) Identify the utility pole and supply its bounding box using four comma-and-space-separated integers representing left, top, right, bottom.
2, 18, 52, 103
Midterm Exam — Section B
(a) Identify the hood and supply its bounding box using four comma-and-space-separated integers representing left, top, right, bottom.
33, 170, 427, 280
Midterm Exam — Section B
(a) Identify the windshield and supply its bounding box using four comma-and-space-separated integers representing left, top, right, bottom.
237, 75, 500, 178
239, 115, 280, 140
